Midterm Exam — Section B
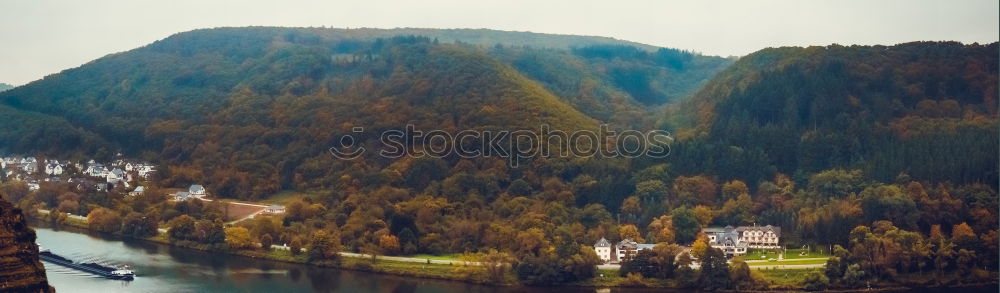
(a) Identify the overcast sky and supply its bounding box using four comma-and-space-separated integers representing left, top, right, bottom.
1, 0, 997, 86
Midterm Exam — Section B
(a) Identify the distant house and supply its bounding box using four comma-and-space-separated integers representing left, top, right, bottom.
263, 205, 286, 214
189, 185, 206, 197
85, 163, 108, 177
1, 157, 16, 169
615, 239, 655, 262
21, 158, 38, 174
106, 168, 125, 183
137, 165, 156, 179
594, 237, 612, 263
27, 182, 40, 191
129, 186, 145, 197
45, 164, 63, 176
174, 191, 191, 201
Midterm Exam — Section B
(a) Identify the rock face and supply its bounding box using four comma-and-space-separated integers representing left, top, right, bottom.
0, 199, 54, 292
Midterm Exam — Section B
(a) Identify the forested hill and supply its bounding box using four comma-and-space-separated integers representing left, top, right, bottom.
0, 83, 13, 92
664, 41, 998, 188
0, 27, 728, 199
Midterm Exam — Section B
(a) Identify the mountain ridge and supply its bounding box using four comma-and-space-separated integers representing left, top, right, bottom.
663, 41, 998, 187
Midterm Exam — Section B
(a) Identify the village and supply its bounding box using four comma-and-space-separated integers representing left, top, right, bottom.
1, 153, 286, 222
2, 154, 156, 193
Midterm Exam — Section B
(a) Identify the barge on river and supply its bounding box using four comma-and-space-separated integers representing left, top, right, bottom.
39, 246, 135, 280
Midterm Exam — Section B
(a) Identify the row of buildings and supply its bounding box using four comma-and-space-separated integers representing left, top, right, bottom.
4, 154, 287, 219
593, 225, 782, 263
2, 155, 157, 194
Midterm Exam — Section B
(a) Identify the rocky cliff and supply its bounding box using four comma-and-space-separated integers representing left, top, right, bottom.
0, 199, 54, 292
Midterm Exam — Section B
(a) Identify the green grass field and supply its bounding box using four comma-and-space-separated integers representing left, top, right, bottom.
747, 258, 827, 266
782, 248, 830, 259
758, 268, 823, 287
744, 248, 830, 260
743, 249, 781, 260
262, 190, 321, 205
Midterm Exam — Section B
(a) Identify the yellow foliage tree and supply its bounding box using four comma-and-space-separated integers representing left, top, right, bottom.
692, 205, 715, 228
379, 234, 401, 255
691, 235, 710, 260
225, 227, 253, 250
619, 224, 644, 243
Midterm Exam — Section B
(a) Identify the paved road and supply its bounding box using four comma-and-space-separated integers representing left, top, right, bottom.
748, 263, 825, 270
37, 209, 86, 221
338, 252, 473, 265
598, 258, 827, 271
745, 257, 828, 263
227, 209, 265, 225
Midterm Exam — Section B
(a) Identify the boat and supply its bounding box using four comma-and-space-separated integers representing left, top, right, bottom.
38, 246, 135, 280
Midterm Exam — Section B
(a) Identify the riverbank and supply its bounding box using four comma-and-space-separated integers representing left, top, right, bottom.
30, 213, 514, 286
28, 212, 998, 292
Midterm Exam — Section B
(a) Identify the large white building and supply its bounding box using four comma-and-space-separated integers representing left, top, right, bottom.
594, 238, 612, 263
703, 225, 782, 257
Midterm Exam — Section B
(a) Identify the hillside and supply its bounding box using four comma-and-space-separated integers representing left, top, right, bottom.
0, 27, 730, 200
664, 41, 998, 187
0, 83, 13, 92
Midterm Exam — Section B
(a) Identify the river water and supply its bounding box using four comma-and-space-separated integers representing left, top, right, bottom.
32, 225, 995, 293
33, 226, 634, 293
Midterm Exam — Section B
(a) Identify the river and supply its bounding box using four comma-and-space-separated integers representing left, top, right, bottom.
32, 226, 636, 293
32, 225, 996, 293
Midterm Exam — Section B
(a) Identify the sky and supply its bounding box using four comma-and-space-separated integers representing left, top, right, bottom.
0, 0, 997, 86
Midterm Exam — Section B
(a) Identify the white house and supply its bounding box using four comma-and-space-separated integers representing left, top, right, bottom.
594, 237, 612, 263
85, 164, 109, 177
615, 239, 655, 262
20, 159, 38, 174
174, 191, 191, 201
129, 186, 145, 196
106, 168, 125, 183
263, 205, 286, 214
189, 184, 206, 197
138, 165, 155, 179
0, 157, 15, 169
45, 164, 63, 176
